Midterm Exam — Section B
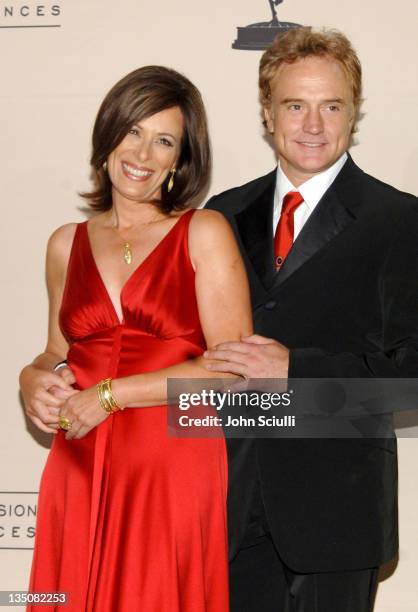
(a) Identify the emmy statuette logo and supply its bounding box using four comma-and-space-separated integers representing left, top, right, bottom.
232, 0, 301, 51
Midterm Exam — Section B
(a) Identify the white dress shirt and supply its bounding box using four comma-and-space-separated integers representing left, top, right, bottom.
273, 153, 348, 239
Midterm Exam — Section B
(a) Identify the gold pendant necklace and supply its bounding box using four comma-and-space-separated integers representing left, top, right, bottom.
123, 242, 132, 265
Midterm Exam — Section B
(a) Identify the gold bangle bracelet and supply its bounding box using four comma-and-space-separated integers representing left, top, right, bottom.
102, 379, 118, 409
97, 380, 110, 414
97, 378, 123, 414
97, 384, 109, 413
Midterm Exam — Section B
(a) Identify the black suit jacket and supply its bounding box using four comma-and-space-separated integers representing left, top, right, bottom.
206, 155, 418, 572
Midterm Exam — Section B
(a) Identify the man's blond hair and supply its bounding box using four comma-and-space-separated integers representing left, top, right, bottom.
259, 27, 363, 132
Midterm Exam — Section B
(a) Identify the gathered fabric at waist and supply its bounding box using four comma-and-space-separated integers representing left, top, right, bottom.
67, 325, 205, 390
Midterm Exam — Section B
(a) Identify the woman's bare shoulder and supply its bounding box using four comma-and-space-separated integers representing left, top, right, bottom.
46, 222, 79, 265
48, 223, 78, 255
189, 208, 231, 238
188, 208, 238, 263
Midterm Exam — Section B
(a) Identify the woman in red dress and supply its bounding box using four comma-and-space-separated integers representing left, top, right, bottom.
19, 66, 252, 611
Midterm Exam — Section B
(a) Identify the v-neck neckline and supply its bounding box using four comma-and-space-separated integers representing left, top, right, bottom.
83, 209, 193, 325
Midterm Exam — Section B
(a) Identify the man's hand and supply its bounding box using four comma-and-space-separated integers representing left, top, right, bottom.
204, 334, 289, 379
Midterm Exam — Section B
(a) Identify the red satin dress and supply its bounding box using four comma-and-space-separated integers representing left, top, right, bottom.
28, 210, 229, 611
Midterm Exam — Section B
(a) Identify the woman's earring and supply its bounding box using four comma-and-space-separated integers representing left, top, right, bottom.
168, 168, 176, 192
103, 161, 108, 171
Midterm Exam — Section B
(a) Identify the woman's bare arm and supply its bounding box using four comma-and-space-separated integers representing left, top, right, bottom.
19, 224, 78, 432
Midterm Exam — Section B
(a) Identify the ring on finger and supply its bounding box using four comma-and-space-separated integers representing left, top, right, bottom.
58, 416, 72, 431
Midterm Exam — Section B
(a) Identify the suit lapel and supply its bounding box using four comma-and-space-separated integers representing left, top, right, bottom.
272, 155, 362, 290
235, 172, 277, 290
273, 190, 355, 288
233, 156, 364, 293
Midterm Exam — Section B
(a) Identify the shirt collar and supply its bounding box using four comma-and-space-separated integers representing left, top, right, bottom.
275, 152, 348, 212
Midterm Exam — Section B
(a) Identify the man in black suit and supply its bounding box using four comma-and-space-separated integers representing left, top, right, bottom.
205, 27, 418, 612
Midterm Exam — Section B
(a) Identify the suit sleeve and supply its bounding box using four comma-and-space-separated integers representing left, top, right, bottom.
289, 200, 418, 379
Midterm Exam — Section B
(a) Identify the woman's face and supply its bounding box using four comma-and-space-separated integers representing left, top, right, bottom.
107, 106, 184, 204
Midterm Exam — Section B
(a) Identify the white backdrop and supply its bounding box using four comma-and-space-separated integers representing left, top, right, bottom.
1, 1, 417, 609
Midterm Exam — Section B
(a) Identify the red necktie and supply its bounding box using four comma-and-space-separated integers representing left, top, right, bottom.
274, 191, 304, 270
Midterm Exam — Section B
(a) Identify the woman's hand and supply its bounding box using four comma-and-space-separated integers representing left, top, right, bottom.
54, 365, 76, 386
59, 385, 112, 440
20, 364, 78, 434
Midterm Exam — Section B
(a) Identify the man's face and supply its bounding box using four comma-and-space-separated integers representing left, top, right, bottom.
264, 55, 355, 186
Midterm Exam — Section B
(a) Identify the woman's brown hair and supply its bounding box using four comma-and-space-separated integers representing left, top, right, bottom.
82, 66, 211, 213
